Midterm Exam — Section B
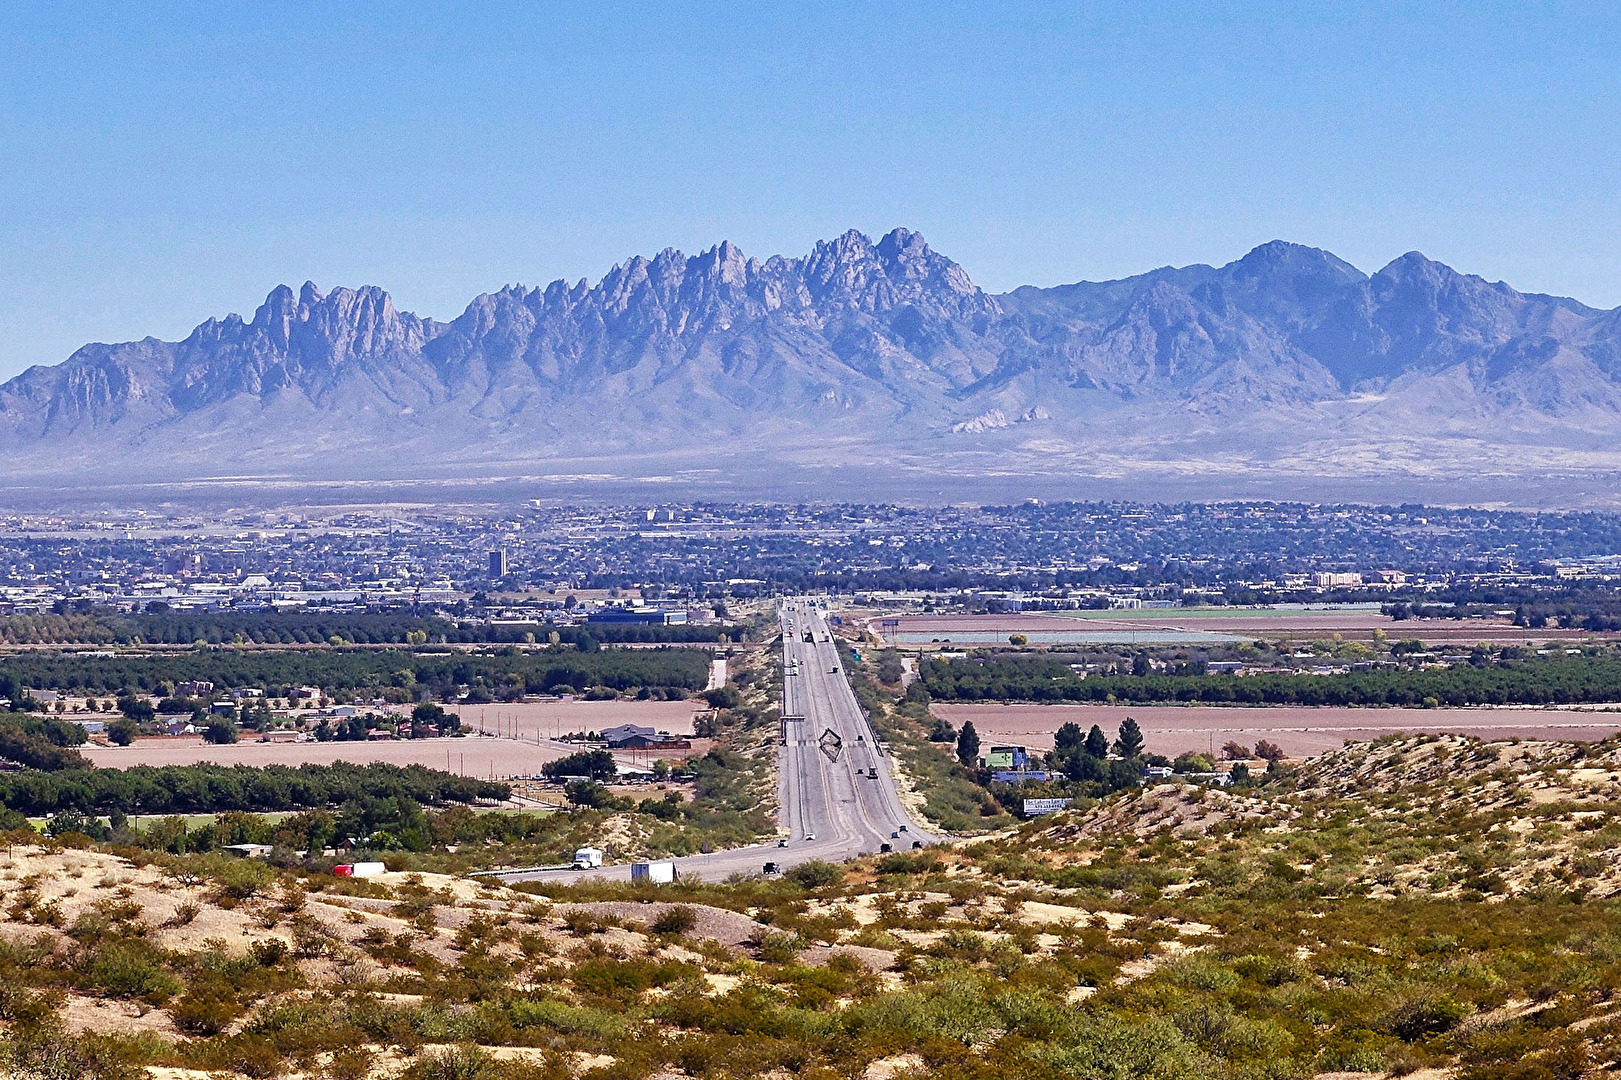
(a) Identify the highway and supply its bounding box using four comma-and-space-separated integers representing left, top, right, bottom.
491, 599, 936, 885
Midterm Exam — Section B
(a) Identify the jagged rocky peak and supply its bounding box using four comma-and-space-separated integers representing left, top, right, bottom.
1375, 250, 1454, 285
164, 280, 438, 377
444, 227, 996, 334
6, 226, 1621, 483
796, 227, 996, 319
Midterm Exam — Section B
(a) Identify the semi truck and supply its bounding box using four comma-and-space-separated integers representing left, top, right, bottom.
333, 862, 386, 879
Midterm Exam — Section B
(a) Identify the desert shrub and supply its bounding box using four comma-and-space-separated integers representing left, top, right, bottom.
651, 905, 698, 936
1230, 952, 1307, 987
753, 932, 806, 965
85, 940, 182, 1004
404, 1044, 498, 1080
183, 1033, 286, 1079
1162, 953, 1242, 992
209, 857, 276, 902
874, 851, 944, 876
1172, 1001, 1294, 1060
516, 931, 553, 960
786, 860, 843, 890
561, 910, 615, 936
327, 1048, 376, 1080
1387, 994, 1468, 1041
1317, 1029, 1395, 1073
573, 958, 659, 1002
505, 996, 627, 1038
171, 979, 244, 1035
289, 916, 337, 958
162, 900, 200, 928
1, 1018, 146, 1080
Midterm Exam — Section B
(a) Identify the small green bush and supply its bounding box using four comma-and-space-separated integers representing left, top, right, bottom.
86, 941, 182, 1004
786, 860, 843, 889
753, 931, 806, 965
651, 905, 698, 936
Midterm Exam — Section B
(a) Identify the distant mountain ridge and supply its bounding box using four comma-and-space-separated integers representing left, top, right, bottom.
4, 228, 1621, 503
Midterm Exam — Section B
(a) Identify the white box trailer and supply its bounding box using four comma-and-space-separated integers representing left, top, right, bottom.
333, 862, 386, 879
631, 860, 675, 884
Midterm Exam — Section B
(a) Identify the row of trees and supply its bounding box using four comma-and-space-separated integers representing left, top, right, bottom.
947, 715, 1149, 792
542, 749, 618, 782
0, 643, 711, 698
0, 760, 508, 817
0, 609, 746, 647
0, 705, 93, 769
946, 704, 1292, 814
1040, 719, 1145, 795
921, 654, 1621, 707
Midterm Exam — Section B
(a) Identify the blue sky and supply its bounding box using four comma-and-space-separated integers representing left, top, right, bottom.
2, 2, 1619, 378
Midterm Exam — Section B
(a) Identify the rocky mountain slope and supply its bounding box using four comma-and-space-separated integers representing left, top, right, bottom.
6, 228, 1621, 501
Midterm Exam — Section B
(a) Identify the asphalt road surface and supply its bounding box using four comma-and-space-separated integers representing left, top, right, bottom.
493, 600, 937, 885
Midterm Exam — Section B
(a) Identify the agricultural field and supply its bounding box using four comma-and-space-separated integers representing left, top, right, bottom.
79, 700, 710, 776
869, 609, 1608, 646
933, 701, 1621, 758
454, 699, 702, 742
80, 734, 583, 778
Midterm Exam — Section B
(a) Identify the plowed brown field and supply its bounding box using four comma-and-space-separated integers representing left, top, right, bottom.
932, 702, 1621, 759
82, 700, 707, 776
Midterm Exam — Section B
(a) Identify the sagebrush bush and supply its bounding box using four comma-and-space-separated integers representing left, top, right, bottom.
84, 940, 182, 1004
651, 904, 698, 936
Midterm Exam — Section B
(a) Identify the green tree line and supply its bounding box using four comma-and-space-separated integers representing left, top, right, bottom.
0, 610, 742, 646
0, 760, 508, 818
921, 653, 1621, 707
0, 644, 709, 696
0, 700, 93, 771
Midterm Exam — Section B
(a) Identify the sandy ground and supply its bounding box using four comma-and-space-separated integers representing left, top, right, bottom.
933, 702, 1621, 758
82, 735, 581, 777
870, 611, 1608, 646
454, 698, 700, 740
84, 700, 707, 776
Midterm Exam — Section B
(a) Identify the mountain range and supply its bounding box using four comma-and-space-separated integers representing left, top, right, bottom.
5, 228, 1621, 505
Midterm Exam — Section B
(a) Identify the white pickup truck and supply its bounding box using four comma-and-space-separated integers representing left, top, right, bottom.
571, 846, 603, 870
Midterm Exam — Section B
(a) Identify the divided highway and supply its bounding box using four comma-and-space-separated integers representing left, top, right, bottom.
778, 601, 938, 859
492, 599, 936, 885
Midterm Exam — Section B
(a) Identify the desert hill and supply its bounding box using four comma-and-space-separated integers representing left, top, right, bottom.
8, 734, 1621, 1077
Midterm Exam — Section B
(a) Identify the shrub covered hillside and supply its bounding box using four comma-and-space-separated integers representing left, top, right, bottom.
7, 734, 1621, 1078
